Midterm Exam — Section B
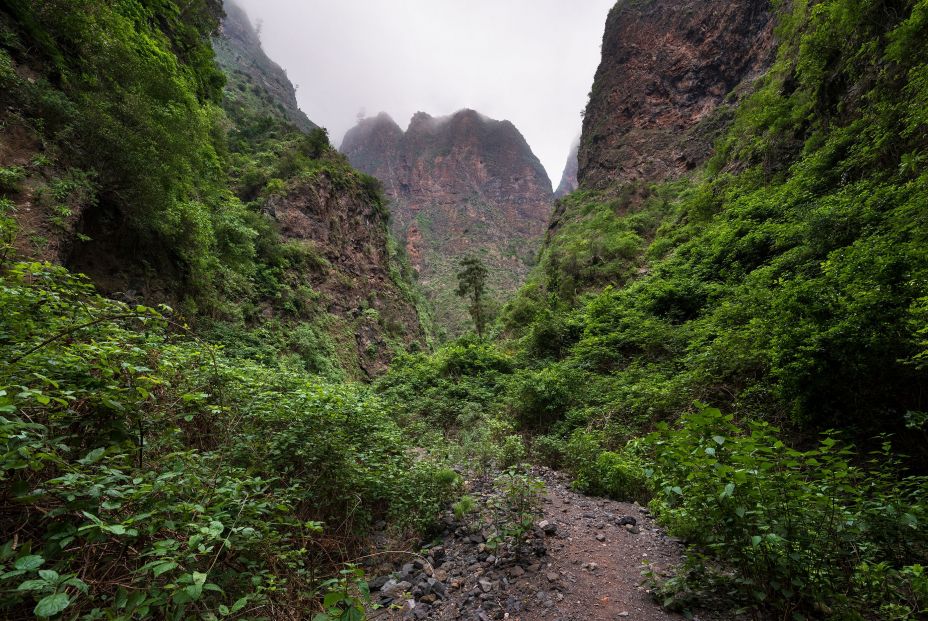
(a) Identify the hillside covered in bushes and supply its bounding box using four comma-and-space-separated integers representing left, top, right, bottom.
381, 0, 928, 617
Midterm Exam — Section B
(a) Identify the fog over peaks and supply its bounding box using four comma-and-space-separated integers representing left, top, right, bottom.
231, 0, 614, 186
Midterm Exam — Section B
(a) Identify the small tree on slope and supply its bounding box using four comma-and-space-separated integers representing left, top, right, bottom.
456, 256, 489, 339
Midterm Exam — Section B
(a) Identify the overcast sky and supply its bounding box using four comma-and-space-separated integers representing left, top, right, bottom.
233, 0, 614, 188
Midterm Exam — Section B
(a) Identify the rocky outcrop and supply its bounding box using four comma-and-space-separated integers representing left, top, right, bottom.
578, 0, 776, 190
341, 110, 553, 335
554, 138, 579, 199
265, 171, 426, 377
213, 1, 425, 375
213, 0, 317, 132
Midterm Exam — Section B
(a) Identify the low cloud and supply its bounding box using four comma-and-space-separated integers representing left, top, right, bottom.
232, 0, 614, 186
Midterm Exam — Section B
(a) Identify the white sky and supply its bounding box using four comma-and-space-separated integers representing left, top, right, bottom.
232, 0, 614, 188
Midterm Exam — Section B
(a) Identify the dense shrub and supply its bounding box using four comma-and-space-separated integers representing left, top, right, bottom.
0, 262, 456, 619
644, 405, 928, 618
376, 337, 514, 432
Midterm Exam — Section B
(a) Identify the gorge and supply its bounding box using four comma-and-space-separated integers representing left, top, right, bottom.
0, 0, 926, 620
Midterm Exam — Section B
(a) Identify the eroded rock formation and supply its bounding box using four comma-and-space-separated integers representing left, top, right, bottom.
578, 0, 776, 189
342, 109, 553, 335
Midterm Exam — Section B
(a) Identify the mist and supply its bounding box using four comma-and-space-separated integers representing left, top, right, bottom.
231, 0, 614, 187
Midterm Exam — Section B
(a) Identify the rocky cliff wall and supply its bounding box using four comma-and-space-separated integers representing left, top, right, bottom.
578, 0, 775, 190
342, 109, 553, 336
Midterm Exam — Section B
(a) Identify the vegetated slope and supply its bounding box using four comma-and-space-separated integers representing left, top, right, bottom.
0, 0, 428, 379
505, 0, 928, 453
377, 0, 928, 618
209, 0, 430, 376
0, 2, 456, 620
342, 110, 554, 338
213, 0, 317, 133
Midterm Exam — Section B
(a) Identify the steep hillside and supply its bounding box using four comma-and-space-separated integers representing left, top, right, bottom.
505, 0, 928, 449
209, 0, 429, 375
213, 0, 316, 133
0, 0, 427, 378
579, 0, 775, 190
342, 109, 553, 337
0, 3, 453, 620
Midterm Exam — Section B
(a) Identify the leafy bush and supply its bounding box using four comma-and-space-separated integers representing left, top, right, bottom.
0, 261, 453, 619
376, 337, 514, 432
508, 363, 578, 430
0, 165, 25, 194
644, 405, 928, 618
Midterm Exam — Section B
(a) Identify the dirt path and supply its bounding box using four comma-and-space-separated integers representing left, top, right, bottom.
519, 469, 682, 621
368, 468, 714, 621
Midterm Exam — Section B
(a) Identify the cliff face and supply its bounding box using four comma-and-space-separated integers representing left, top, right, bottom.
212, 1, 426, 375
578, 0, 775, 190
554, 139, 579, 199
265, 172, 427, 376
341, 109, 553, 336
213, 0, 316, 132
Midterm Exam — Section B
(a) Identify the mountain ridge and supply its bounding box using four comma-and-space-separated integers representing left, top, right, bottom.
342, 108, 553, 336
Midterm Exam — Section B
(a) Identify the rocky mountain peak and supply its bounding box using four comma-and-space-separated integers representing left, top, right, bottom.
342, 109, 553, 336
213, 0, 317, 133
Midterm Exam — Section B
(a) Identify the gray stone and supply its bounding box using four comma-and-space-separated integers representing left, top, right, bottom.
596, 533, 606, 542
538, 520, 557, 536
382, 580, 412, 598
368, 575, 390, 591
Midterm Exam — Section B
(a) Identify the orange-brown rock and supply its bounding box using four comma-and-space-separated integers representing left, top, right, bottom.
578, 0, 776, 190
342, 109, 553, 335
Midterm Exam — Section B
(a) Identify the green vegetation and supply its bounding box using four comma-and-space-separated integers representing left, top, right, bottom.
0, 0, 425, 380
381, 0, 928, 618
0, 0, 232, 293
456, 256, 490, 339
2, 0, 928, 618
0, 262, 457, 619
643, 405, 927, 618
0, 1, 438, 618
501, 0, 928, 449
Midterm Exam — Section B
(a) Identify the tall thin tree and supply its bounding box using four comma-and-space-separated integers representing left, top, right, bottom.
456, 256, 489, 339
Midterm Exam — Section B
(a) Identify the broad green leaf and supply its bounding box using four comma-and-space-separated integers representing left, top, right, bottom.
230, 596, 248, 613
17, 579, 48, 591
15, 555, 44, 571
34, 593, 70, 617
37, 569, 59, 583
151, 561, 177, 577
78, 448, 105, 465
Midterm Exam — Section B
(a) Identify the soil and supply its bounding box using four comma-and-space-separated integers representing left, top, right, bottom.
368, 469, 733, 621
